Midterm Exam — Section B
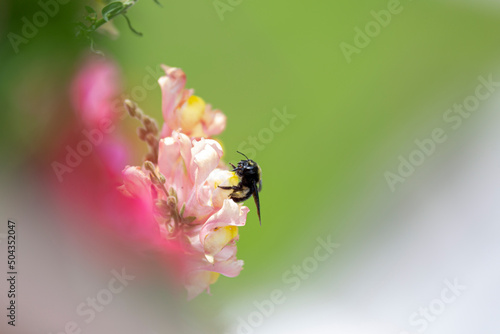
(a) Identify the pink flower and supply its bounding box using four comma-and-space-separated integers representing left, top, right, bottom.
71, 57, 121, 128
158, 65, 227, 138
121, 131, 248, 299
70, 56, 128, 177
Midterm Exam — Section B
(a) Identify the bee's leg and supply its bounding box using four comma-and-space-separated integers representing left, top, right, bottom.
218, 185, 241, 190
218, 183, 251, 202
217, 185, 234, 199
252, 183, 261, 225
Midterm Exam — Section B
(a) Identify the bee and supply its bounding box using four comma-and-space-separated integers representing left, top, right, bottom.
219, 151, 262, 225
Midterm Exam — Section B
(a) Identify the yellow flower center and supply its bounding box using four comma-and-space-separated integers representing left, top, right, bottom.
204, 225, 239, 256
214, 171, 239, 189
180, 95, 206, 135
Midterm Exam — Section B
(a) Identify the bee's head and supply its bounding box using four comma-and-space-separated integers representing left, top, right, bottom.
237, 158, 258, 169
235, 151, 260, 176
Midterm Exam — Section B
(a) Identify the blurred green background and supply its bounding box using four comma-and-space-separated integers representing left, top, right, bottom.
2, 0, 500, 322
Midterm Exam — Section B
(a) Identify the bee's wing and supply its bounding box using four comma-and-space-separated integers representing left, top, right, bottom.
252, 180, 261, 226
257, 179, 262, 192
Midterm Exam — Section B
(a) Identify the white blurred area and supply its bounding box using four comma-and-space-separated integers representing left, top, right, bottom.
223, 86, 500, 332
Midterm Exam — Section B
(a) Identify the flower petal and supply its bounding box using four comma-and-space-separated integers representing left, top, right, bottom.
204, 225, 238, 256
200, 199, 249, 244
191, 140, 221, 187
121, 166, 152, 201
202, 104, 227, 136
185, 270, 220, 300
200, 259, 244, 278
158, 65, 186, 128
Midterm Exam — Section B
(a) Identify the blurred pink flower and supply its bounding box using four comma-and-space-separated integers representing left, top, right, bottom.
48, 59, 197, 302
71, 57, 121, 128
158, 65, 227, 138
121, 131, 248, 299
69, 56, 128, 177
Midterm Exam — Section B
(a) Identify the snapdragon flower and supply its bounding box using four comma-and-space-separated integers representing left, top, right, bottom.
158, 66, 226, 138
120, 66, 248, 299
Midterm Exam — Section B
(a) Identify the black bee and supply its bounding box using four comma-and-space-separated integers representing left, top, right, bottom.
219, 151, 262, 225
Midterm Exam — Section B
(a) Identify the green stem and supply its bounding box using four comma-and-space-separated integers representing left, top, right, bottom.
123, 14, 143, 36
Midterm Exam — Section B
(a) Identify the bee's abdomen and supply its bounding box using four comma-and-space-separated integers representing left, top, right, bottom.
229, 187, 252, 202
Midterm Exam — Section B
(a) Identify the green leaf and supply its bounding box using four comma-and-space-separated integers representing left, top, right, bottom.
102, 2, 124, 21
179, 203, 186, 218
85, 6, 96, 14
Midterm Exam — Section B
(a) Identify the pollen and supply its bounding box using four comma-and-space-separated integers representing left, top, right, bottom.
227, 225, 238, 239
229, 173, 239, 185
214, 172, 238, 189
